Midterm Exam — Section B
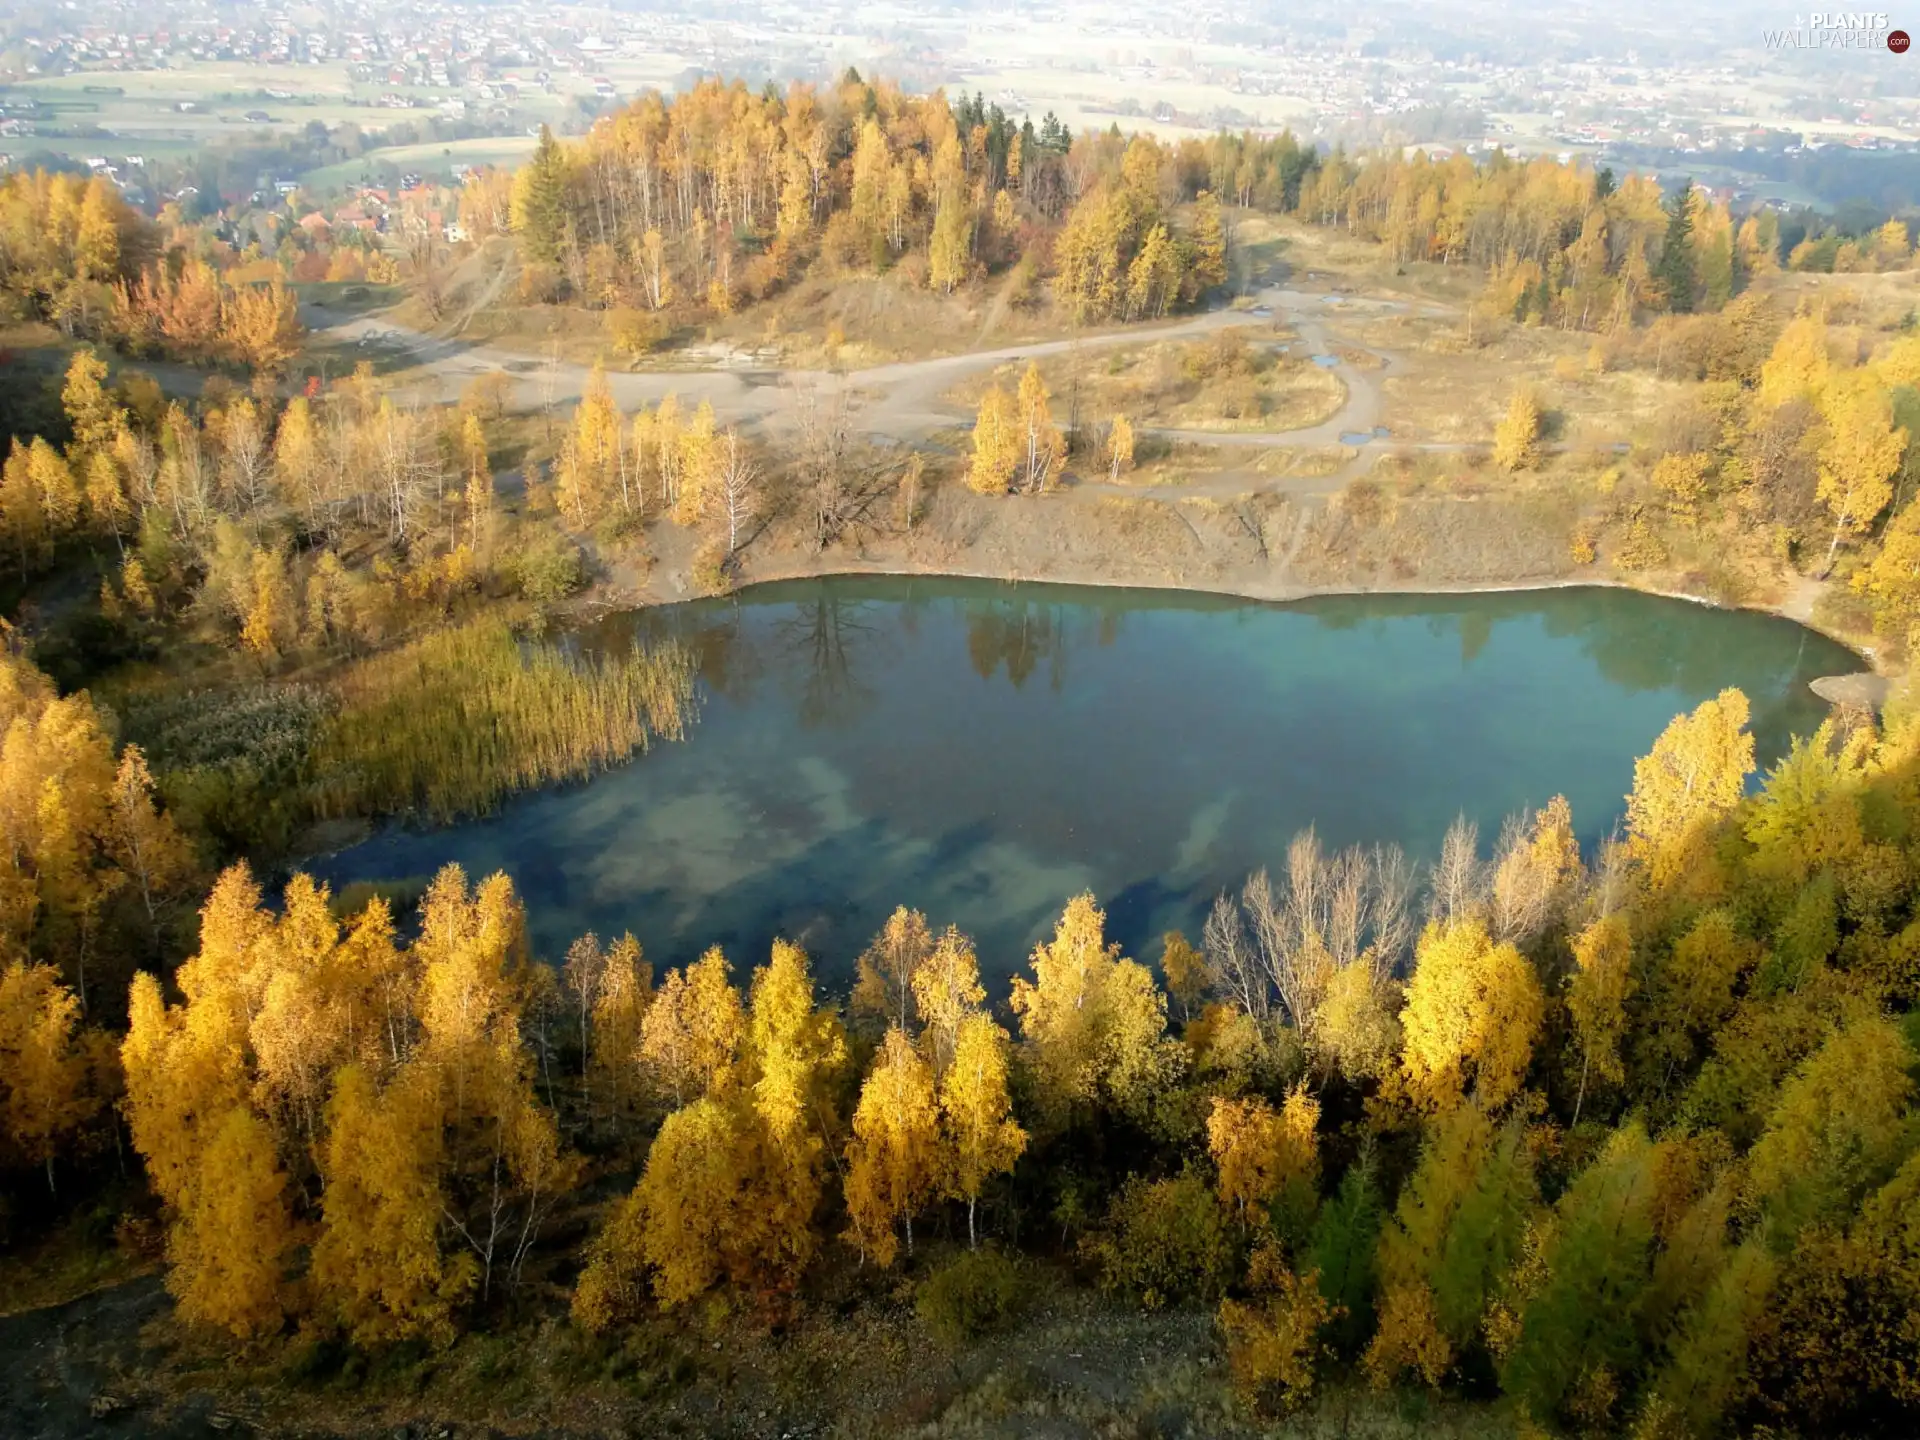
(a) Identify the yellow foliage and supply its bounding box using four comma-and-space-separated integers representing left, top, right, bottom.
909, 924, 986, 1076
843, 1027, 941, 1266
0, 959, 98, 1185
851, 904, 933, 1031
639, 945, 743, 1105
1009, 892, 1182, 1128
165, 1104, 293, 1338
939, 1011, 1026, 1247
1625, 688, 1754, 889
1219, 1243, 1335, 1414
1651, 452, 1712, 523
1399, 919, 1544, 1111
311, 1065, 476, 1346
1567, 912, 1636, 1095
968, 386, 1018, 495
1207, 1088, 1320, 1224
747, 937, 846, 1146
1492, 389, 1541, 472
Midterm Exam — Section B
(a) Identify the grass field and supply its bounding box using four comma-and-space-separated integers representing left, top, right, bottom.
299, 135, 540, 190
0, 61, 576, 167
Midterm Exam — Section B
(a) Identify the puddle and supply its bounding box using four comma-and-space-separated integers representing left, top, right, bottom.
1310, 354, 1339, 368
1339, 432, 1374, 445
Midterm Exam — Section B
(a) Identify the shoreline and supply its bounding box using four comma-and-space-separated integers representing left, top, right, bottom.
635, 557, 1880, 679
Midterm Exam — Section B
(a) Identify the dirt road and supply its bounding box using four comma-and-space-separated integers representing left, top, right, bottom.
303, 285, 1424, 459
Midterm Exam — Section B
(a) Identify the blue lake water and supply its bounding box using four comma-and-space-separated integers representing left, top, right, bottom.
318, 578, 1857, 985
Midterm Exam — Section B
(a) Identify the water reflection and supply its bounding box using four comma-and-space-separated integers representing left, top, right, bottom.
326, 579, 1860, 983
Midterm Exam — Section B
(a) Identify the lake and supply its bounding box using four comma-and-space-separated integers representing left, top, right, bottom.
317, 578, 1859, 984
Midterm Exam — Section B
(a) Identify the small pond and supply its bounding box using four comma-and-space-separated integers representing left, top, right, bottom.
319, 579, 1857, 983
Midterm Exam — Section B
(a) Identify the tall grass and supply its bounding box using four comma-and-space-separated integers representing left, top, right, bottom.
311, 620, 696, 823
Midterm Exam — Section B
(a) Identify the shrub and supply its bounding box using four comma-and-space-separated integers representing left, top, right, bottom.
690, 539, 732, 597
1568, 522, 1597, 566
1218, 1241, 1334, 1415
916, 1250, 1025, 1347
1081, 1171, 1235, 1309
607, 306, 665, 359
1614, 509, 1669, 571
507, 531, 585, 604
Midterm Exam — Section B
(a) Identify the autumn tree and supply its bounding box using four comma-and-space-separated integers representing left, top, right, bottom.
852, 904, 934, 1030
311, 1064, 476, 1345
1815, 376, 1905, 572
1566, 912, 1634, 1124
598, 936, 847, 1311
164, 1104, 297, 1338
910, 924, 988, 1077
1365, 1104, 1536, 1387
1207, 1088, 1320, 1228
0, 960, 100, 1191
1010, 892, 1183, 1130
843, 1027, 941, 1265
1158, 929, 1207, 1023
1492, 388, 1541, 472
1625, 688, 1754, 890
1398, 919, 1544, 1111
639, 945, 744, 1104
1218, 1240, 1334, 1415
1105, 413, 1135, 481
1499, 1123, 1660, 1422
969, 384, 1018, 495
938, 1010, 1025, 1247
1014, 362, 1065, 493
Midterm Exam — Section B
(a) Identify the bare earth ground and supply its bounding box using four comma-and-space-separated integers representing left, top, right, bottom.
0, 1264, 1520, 1440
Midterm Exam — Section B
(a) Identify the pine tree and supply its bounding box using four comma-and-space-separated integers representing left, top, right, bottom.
1654, 182, 1697, 313
1309, 1156, 1384, 1356
1500, 1123, 1658, 1421
510, 127, 570, 265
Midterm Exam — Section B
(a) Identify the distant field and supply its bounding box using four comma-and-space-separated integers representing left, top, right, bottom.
953, 62, 1313, 138
0, 60, 583, 156
300, 135, 540, 190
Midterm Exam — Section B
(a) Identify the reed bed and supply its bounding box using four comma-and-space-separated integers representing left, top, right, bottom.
312, 620, 697, 823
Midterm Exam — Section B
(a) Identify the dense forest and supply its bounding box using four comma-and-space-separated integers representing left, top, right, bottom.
468, 72, 1916, 343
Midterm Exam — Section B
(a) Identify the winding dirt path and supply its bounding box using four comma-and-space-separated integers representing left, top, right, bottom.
304, 283, 1628, 508
308, 284, 1419, 448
